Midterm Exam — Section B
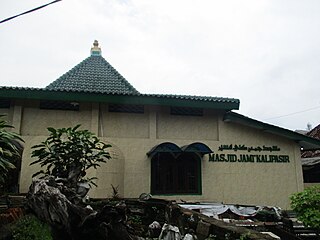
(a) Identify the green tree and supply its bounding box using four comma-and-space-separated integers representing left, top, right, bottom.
0, 116, 23, 189
30, 125, 111, 187
290, 186, 320, 234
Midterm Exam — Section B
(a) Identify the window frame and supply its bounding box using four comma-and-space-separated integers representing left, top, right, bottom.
150, 152, 202, 195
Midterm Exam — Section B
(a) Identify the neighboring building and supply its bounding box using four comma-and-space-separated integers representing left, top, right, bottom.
1, 41, 320, 209
301, 124, 320, 188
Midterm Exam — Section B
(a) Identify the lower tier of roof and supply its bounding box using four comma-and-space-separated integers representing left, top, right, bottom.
0, 87, 240, 110
224, 112, 320, 151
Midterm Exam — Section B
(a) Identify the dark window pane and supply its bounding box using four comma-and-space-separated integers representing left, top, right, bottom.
303, 166, 320, 183
151, 152, 201, 194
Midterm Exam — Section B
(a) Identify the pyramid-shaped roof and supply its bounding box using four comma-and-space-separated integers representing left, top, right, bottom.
46, 40, 139, 95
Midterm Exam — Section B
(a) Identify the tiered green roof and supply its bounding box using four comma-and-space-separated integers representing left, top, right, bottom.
1, 41, 320, 149
0, 40, 240, 110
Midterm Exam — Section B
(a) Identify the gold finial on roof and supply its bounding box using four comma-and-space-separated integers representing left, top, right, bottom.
91, 40, 101, 56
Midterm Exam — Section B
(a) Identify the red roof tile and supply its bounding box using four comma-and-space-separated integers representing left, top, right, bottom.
301, 124, 320, 158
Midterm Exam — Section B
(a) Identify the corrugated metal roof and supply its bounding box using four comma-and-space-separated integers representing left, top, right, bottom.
301, 157, 320, 166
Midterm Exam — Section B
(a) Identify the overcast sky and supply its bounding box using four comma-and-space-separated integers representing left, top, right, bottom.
0, 0, 319, 131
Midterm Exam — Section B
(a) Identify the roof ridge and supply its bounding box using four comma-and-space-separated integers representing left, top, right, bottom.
141, 93, 240, 102
99, 56, 139, 93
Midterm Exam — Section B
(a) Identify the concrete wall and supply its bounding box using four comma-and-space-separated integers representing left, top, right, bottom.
6, 100, 303, 209
156, 107, 218, 140
200, 118, 303, 209
304, 182, 320, 188
21, 102, 92, 136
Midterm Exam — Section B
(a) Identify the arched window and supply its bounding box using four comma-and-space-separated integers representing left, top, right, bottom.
151, 152, 201, 195
148, 142, 212, 195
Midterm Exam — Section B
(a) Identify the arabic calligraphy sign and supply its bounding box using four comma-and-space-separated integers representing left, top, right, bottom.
209, 144, 290, 163
218, 144, 280, 152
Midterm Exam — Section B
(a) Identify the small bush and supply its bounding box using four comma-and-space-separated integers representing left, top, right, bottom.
290, 185, 320, 230
12, 214, 52, 240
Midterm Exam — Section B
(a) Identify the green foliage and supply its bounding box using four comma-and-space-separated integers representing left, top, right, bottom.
30, 125, 111, 186
111, 184, 120, 199
204, 234, 218, 240
12, 214, 52, 240
254, 209, 278, 222
128, 214, 143, 225
290, 185, 320, 230
0, 115, 23, 186
239, 232, 251, 240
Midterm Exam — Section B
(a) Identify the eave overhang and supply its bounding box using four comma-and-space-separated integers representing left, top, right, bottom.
147, 142, 213, 158
223, 111, 320, 151
0, 87, 240, 111
147, 142, 182, 158
181, 142, 213, 156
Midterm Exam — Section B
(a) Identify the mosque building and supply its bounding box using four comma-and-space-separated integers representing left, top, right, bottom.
2, 41, 320, 209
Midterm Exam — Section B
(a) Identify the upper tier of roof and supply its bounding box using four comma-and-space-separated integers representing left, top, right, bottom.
46, 40, 139, 95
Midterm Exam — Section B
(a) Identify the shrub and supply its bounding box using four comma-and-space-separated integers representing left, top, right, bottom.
30, 125, 111, 187
0, 116, 23, 190
12, 214, 52, 240
290, 185, 320, 230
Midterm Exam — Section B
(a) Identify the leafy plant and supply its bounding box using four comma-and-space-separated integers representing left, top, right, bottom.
0, 116, 23, 188
128, 214, 143, 225
255, 209, 278, 222
239, 232, 251, 240
224, 233, 231, 240
30, 125, 111, 187
290, 186, 320, 231
111, 184, 120, 199
12, 214, 52, 240
204, 234, 218, 240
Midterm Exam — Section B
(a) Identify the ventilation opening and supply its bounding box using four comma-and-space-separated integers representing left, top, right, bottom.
40, 100, 79, 111
0, 99, 10, 108
170, 107, 203, 116
109, 104, 144, 114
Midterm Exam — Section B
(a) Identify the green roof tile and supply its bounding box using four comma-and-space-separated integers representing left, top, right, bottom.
46, 54, 139, 95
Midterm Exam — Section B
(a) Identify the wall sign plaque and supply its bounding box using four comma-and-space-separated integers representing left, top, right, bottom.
209, 144, 290, 163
